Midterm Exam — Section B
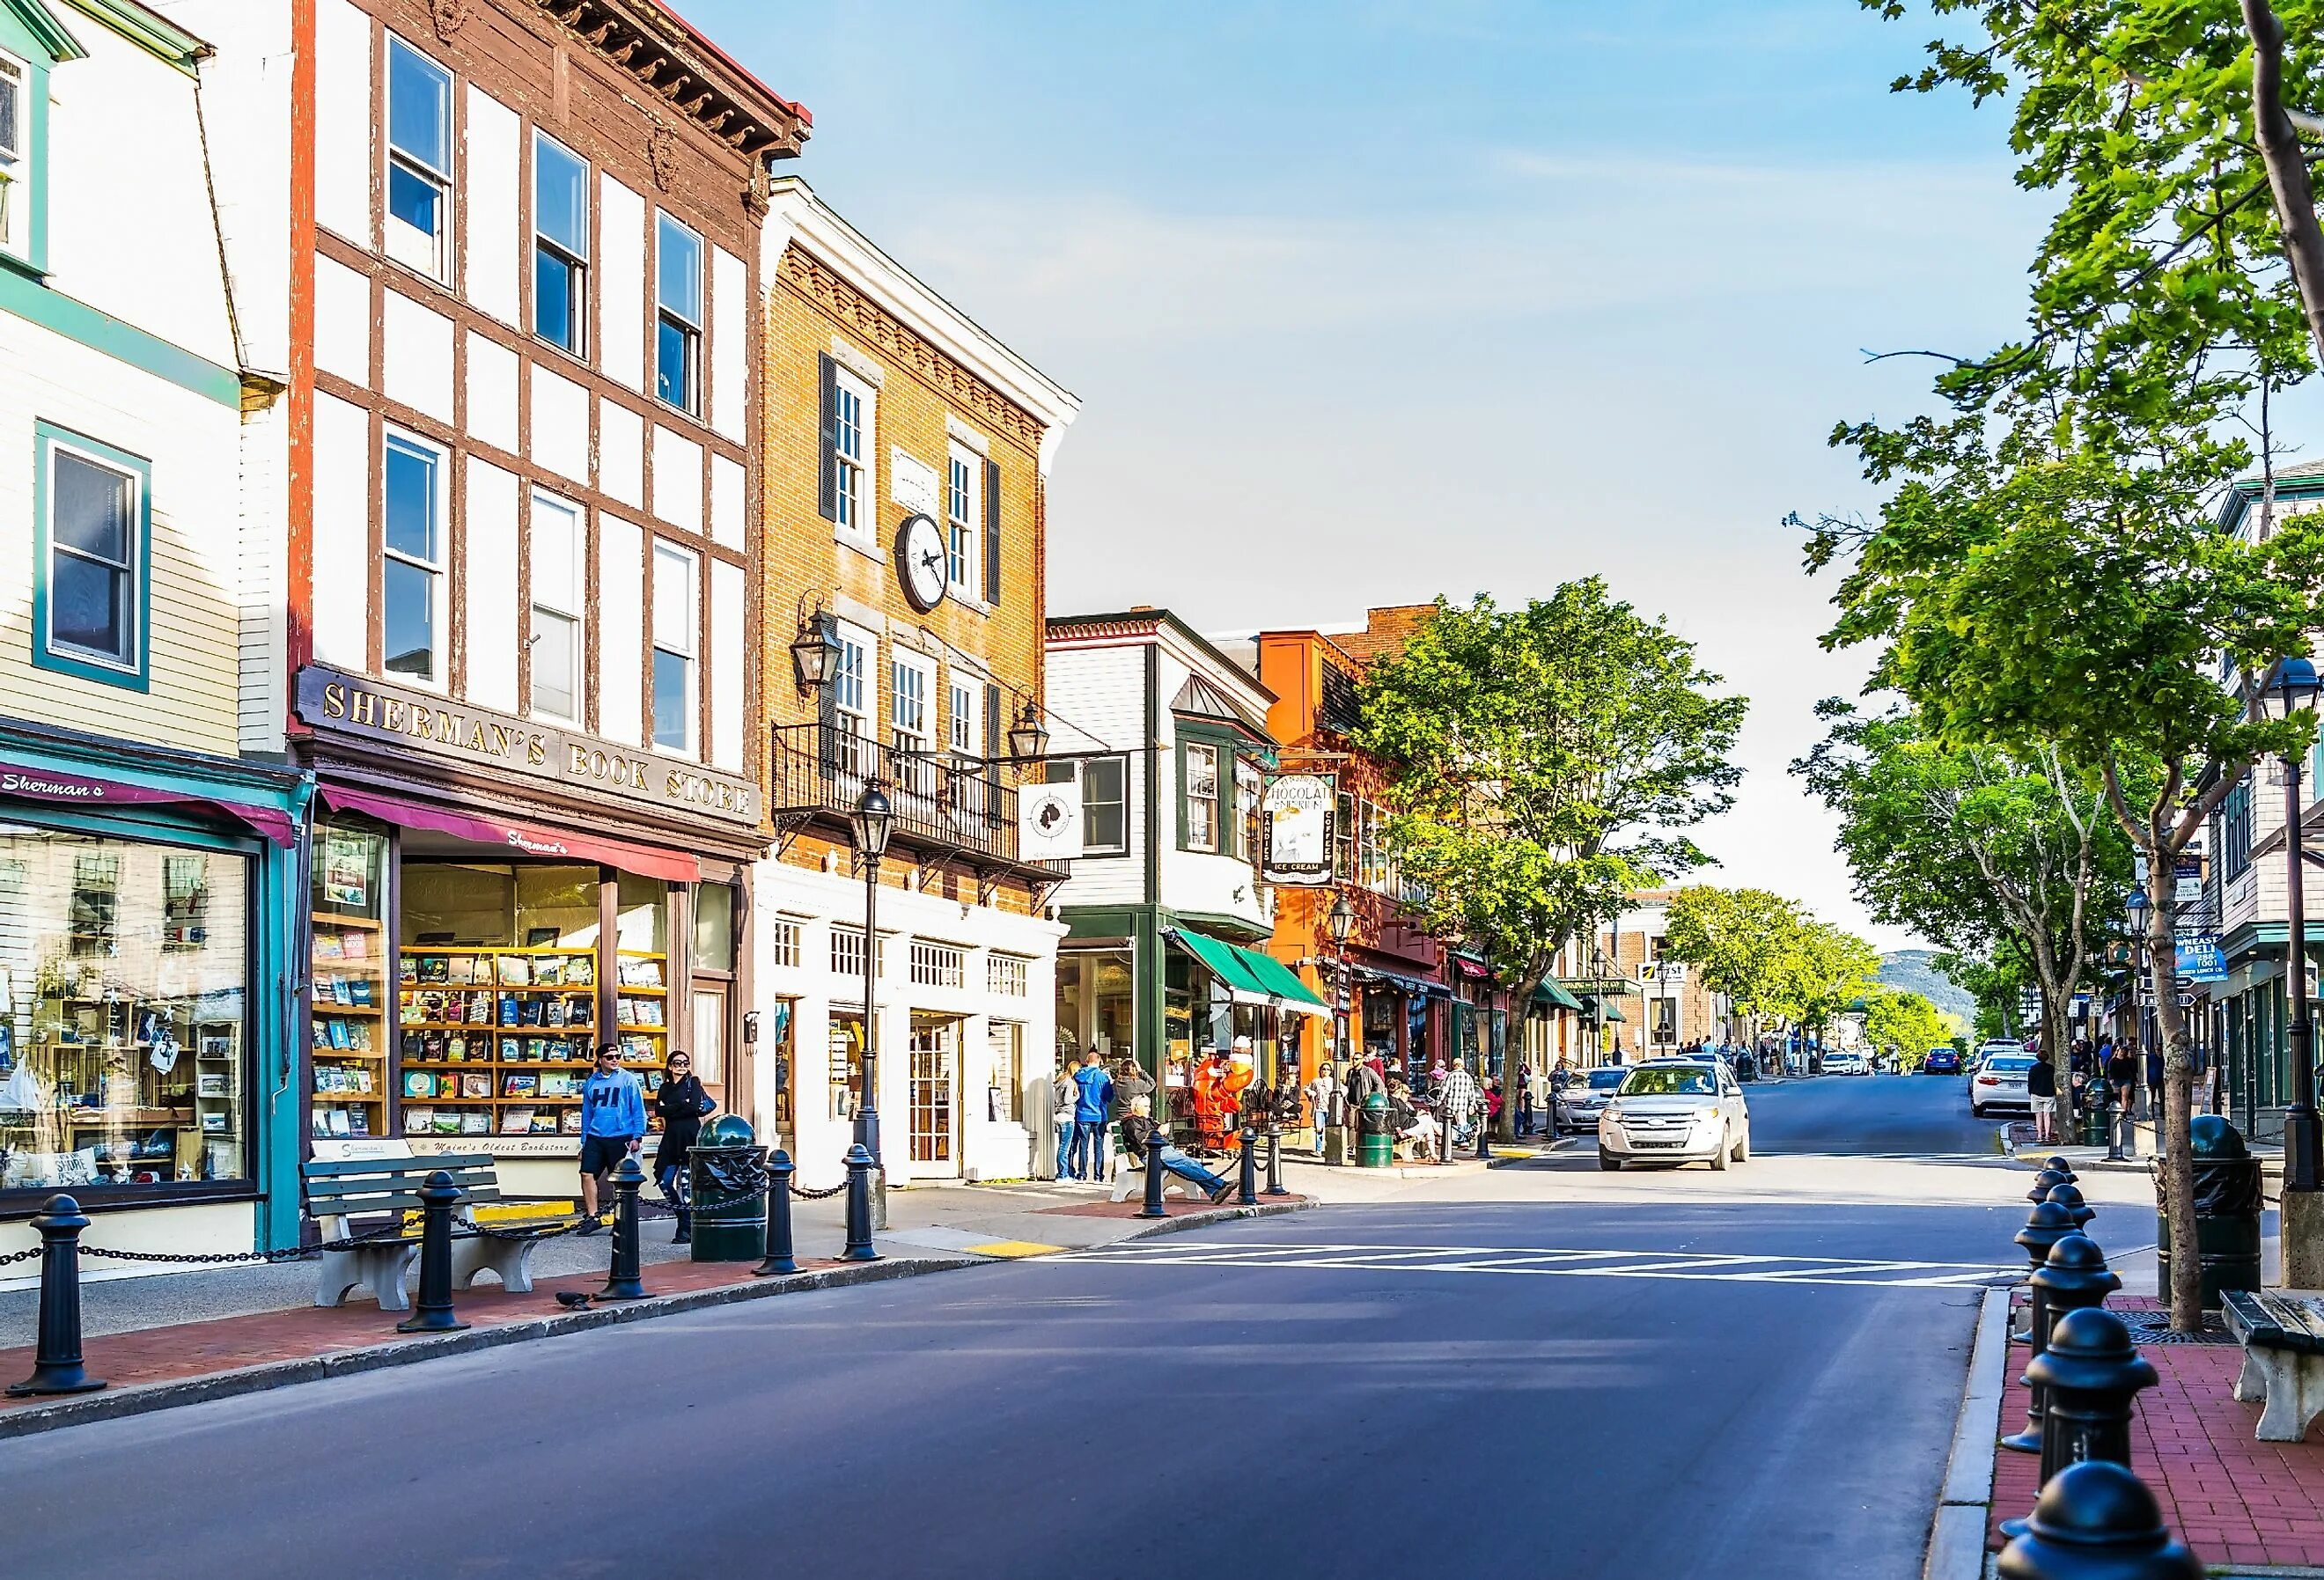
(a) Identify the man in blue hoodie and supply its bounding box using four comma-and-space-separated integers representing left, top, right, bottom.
1070, 1048, 1114, 1181
577, 1042, 646, 1232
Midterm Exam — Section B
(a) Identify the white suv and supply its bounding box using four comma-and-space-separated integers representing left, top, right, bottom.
1599, 1058, 1753, 1172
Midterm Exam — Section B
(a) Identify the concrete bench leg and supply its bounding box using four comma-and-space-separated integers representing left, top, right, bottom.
1108, 1161, 1210, 1204
450, 1232, 538, 1294
2236, 1346, 2268, 1404
314, 1245, 416, 1311
2253, 1353, 2324, 1443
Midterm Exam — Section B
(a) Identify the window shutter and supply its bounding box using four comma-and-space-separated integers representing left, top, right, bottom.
985, 683, 1004, 826
983, 458, 1002, 606
817, 354, 839, 522
816, 652, 840, 778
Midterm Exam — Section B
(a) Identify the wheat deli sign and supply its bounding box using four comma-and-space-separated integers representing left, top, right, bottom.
295, 666, 759, 828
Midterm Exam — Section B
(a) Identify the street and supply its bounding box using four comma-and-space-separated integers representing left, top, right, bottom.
0, 1076, 2074, 1580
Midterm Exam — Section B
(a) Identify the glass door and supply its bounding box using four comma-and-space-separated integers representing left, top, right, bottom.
908, 1016, 957, 1167
690, 983, 728, 1118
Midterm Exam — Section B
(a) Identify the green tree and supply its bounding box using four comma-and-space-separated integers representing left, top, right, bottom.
1862, 988, 1953, 1072
1774, 920, 1884, 1059
1355, 584, 1747, 1140
1937, 948, 2037, 1046
1793, 700, 2128, 1133
1662, 886, 1804, 1053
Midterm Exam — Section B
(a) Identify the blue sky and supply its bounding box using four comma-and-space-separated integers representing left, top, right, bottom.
689, 0, 2058, 950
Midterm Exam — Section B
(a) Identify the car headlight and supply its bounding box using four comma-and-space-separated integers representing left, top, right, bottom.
1600, 1103, 1622, 1121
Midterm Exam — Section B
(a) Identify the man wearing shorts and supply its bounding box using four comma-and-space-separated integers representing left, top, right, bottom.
577, 1042, 645, 1232
2027, 1050, 2058, 1143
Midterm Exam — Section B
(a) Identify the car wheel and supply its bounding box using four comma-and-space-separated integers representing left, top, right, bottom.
1971, 1104, 1984, 1119
1732, 1128, 1750, 1163
1598, 1150, 1622, 1172
1709, 1128, 1730, 1171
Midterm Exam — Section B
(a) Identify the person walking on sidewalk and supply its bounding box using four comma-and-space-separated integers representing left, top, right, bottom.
651, 1050, 716, 1244
1070, 1048, 1114, 1181
1119, 1099, 1237, 1203
577, 1043, 645, 1234
1304, 1061, 1341, 1156
1438, 1060, 1481, 1150
1049, 1061, 1078, 1180
2027, 1049, 2058, 1144
2106, 1040, 2137, 1150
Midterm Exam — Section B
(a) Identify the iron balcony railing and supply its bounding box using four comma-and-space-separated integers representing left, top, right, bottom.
768, 723, 1061, 872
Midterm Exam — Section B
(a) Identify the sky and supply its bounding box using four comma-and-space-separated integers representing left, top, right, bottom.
688, 0, 2058, 952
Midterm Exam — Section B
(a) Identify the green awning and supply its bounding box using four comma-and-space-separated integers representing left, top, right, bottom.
1531, 981, 1585, 1013
1169, 930, 1328, 1018
1600, 1004, 1627, 1023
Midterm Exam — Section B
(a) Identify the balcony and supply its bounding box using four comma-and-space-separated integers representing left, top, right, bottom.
768, 724, 1063, 875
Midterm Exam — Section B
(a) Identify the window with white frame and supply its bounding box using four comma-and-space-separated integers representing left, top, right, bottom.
910, 941, 965, 989
1184, 742, 1220, 854
768, 918, 800, 969
1233, 757, 1262, 861
989, 1020, 1025, 1121
945, 450, 978, 599
382, 433, 444, 685
40, 432, 143, 677
832, 927, 885, 978
832, 626, 870, 737
651, 541, 696, 752
655, 212, 702, 415
529, 491, 584, 722
1081, 756, 1128, 855
0, 53, 26, 257
890, 654, 930, 756
988, 953, 1029, 997
949, 679, 976, 755
832, 370, 872, 540
533, 132, 588, 355
385, 38, 452, 279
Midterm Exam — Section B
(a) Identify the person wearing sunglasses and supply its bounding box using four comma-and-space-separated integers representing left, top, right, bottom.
652, 1050, 717, 1244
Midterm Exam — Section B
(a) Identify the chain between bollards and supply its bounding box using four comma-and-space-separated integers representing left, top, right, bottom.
841, 1143, 880, 1261
5, 1194, 103, 1397
1137, 1125, 1169, 1220
597, 1156, 648, 1301
753, 1150, 801, 1276
394, 1170, 468, 1334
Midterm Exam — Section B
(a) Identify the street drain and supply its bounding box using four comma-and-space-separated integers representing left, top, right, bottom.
2115, 1312, 2233, 1345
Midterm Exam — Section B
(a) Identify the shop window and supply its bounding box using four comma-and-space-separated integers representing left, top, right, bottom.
530, 492, 584, 722
768, 917, 800, 969
989, 1019, 1024, 1121
651, 540, 696, 753
654, 211, 702, 415
828, 1010, 864, 1121
533, 131, 588, 355
1183, 742, 1220, 853
38, 428, 148, 686
312, 820, 388, 1143
1335, 790, 1356, 880
0, 829, 253, 1195
385, 36, 452, 280
910, 940, 964, 988
908, 1016, 956, 1164
689, 983, 726, 1090
692, 881, 734, 973
382, 433, 444, 685
988, 952, 1029, 997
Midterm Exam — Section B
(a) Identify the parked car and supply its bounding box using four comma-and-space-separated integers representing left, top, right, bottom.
1965, 1039, 2022, 1079
1556, 1066, 1629, 1134
1598, 1058, 1752, 1172
1820, 1050, 1868, 1076
1970, 1053, 2035, 1118
1923, 1047, 1963, 1075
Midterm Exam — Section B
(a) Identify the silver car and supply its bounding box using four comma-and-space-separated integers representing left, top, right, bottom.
1556, 1067, 1628, 1134
1971, 1054, 2035, 1118
1598, 1059, 1752, 1172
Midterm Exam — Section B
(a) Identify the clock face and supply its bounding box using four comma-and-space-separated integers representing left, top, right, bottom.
894, 514, 948, 612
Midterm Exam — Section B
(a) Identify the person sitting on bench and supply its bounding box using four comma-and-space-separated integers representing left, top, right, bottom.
1119, 1098, 1237, 1204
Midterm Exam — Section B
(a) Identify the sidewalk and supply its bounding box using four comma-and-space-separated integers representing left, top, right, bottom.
1981, 1295, 2324, 1575
0, 1180, 1313, 1437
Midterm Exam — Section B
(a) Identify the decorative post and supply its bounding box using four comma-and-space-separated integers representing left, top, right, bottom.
4, 1194, 104, 1397
394, 1170, 468, 1334
597, 1156, 648, 1301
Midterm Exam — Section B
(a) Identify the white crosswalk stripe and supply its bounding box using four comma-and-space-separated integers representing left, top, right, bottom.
1039, 1240, 2024, 1289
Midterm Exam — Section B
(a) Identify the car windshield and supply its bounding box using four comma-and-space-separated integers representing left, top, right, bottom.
1618, 1067, 1717, 1097
1587, 1069, 1626, 1091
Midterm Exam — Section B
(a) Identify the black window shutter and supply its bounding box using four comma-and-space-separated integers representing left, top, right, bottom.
817, 354, 839, 522
984, 682, 1003, 762
816, 651, 840, 777
983, 458, 1002, 605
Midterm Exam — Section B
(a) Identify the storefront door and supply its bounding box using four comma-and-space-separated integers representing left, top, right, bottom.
908, 1017, 958, 1168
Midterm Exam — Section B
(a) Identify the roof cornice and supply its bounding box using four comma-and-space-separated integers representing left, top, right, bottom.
534, 0, 809, 161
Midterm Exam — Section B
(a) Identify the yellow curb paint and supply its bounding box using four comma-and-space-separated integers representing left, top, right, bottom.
962, 1241, 1065, 1259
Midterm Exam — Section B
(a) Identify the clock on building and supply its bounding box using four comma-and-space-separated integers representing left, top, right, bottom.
894, 513, 948, 612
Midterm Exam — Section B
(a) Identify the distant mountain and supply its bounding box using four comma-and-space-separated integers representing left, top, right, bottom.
1877, 950, 1977, 1022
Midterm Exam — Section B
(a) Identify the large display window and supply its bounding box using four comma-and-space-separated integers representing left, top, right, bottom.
0, 826, 251, 1194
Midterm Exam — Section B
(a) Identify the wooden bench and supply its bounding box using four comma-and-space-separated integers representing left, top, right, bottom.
2222, 1290, 2324, 1442
300, 1152, 563, 1312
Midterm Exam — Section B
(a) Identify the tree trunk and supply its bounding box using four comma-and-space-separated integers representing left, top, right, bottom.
2041, 988, 2077, 1144
2245, 0, 2324, 371
2147, 849, 2204, 1333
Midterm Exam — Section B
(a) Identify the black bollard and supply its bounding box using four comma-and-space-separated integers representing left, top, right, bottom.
2029, 1306, 2159, 1488
2003, 1232, 2120, 1455
597, 1156, 647, 1301
2045, 1155, 2078, 1183
1237, 1126, 1260, 1207
2044, 1180, 2097, 1233
1264, 1119, 1289, 1197
1996, 1460, 2201, 1580
841, 1143, 879, 1261
2017, 1200, 2078, 1272
394, 1170, 469, 1334
2027, 1166, 2072, 1205
1136, 1125, 1169, 1219
1475, 1105, 1493, 1160
5, 1194, 104, 1397
752, 1150, 799, 1276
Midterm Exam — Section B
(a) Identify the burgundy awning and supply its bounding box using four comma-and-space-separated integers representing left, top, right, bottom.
319, 785, 701, 883
0, 761, 297, 846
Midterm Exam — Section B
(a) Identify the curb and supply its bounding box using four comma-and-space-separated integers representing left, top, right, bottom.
0, 1253, 979, 1442
1924, 1284, 2012, 1580
1112, 1197, 1313, 1239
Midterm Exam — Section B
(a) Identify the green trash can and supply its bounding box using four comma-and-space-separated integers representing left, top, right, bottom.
2077, 1090, 2108, 1147
1357, 1091, 1395, 1168
688, 1114, 767, 1263
2153, 1115, 2262, 1311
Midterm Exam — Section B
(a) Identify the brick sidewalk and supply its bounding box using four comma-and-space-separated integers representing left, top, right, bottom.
1989, 1297, 2324, 1570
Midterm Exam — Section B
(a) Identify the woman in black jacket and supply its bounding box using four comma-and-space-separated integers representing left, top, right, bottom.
653, 1051, 715, 1243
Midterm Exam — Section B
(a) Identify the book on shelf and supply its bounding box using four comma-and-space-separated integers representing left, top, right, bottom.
399, 959, 417, 985
499, 1037, 520, 1061
503, 1072, 538, 1098
460, 1111, 489, 1135
403, 1107, 434, 1136
446, 1033, 469, 1062
349, 1024, 373, 1054
349, 978, 374, 1008
467, 991, 493, 1023
198, 1073, 229, 1097
529, 1111, 561, 1134
568, 957, 595, 986
326, 1108, 352, 1137
618, 958, 665, 988
540, 1071, 578, 1098
418, 957, 448, 985
499, 1106, 534, 1135
497, 955, 532, 986
202, 1111, 229, 1133
326, 1018, 349, 1050
400, 1031, 423, 1059
403, 1070, 436, 1099
342, 930, 369, 959
536, 958, 565, 987
460, 1071, 492, 1099
331, 977, 353, 1006
559, 1109, 585, 1134
313, 931, 344, 960
309, 1021, 327, 1049
349, 1109, 370, 1137
431, 1111, 462, 1135
446, 955, 475, 986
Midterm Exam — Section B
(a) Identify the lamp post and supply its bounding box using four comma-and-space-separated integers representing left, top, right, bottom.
1590, 944, 1607, 1069
1327, 893, 1354, 1163
848, 779, 894, 1230
2119, 890, 2150, 1165
2263, 656, 2324, 1286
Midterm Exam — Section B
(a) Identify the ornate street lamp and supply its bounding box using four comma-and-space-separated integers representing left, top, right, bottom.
1007, 700, 1049, 763
2268, 656, 2323, 1201
2119, 888, 2151, 1165
848, 779, 894, 1227
1323, 893, 1354, 1165
790, 608, 839, 694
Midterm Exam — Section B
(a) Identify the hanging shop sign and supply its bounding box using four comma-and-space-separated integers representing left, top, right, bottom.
1019, 764, 1085, 861
1261, 774, 1335, 886
294, 665, 758, 827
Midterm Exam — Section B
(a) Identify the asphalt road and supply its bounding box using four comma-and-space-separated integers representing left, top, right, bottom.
0, 1077, 2008, 1580
1745, 1067, 2002, 1157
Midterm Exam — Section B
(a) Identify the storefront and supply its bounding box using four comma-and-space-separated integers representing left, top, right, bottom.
0, 726, 305, 1255
1344, 963, 1450, 1086
292, 666, 761, 1197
